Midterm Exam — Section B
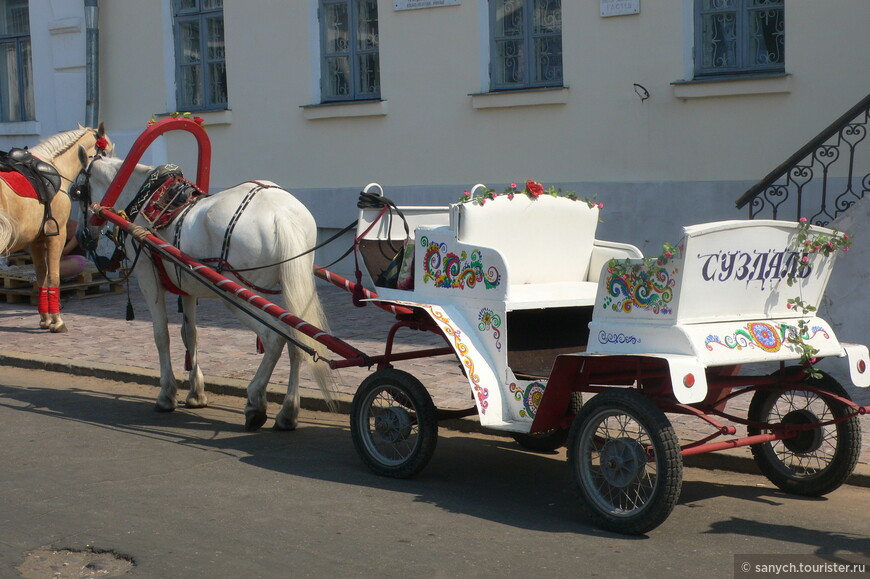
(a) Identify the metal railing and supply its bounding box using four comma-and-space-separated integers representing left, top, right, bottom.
736, 93, 870, 225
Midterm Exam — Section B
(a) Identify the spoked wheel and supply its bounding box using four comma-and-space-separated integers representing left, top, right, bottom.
351, 369, 438, 479
748, 368, 860, 496
567, 389, 682, 535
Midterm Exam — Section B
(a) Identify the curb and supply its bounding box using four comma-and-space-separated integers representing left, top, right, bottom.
2, 350, 868, 489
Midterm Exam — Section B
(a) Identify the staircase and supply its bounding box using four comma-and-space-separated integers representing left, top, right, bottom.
736, 93, 870, 225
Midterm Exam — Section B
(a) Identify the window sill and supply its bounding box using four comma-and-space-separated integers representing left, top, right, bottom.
154, 110, 233, 126
0, 120, 41, 136
470, 87, 569, 109
672, 73, 791, 100
302, 100, 388, 120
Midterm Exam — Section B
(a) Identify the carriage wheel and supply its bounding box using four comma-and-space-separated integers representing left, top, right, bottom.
567, 389, 682, 535
351, 369, 438, 479
747, 368, 860, 497
511, 429, 569, 452
511, 392, 581, 452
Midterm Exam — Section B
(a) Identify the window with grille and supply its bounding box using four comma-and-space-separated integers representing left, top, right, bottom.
0, 0, 34, 122
490, 0, 562, 91
319, 0, 380, 102
695, 0, 784, 77
173, 0, 227, 111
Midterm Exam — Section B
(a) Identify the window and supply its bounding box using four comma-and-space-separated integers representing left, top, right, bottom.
0, 0, 33, 122
490, 0, 562, 91
695, 0, 784, 77
173, 0, 227, 111
319, 0, 380, 102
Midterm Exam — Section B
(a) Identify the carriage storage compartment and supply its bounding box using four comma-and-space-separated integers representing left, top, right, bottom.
356, 203, 450, 290
506, 306, 594, 378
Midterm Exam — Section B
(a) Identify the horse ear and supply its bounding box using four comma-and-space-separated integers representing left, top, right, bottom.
97, 122, 106, 138
77, 123, 84, 130
78, 145, 89, 168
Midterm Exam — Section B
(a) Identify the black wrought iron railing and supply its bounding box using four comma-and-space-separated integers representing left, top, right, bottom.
736, 93, 870, 225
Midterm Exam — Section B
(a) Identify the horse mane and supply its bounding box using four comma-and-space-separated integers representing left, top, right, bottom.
29, 127, 94, 161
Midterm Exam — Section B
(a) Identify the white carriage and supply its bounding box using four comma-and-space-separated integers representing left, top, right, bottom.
353, 187, 870, 534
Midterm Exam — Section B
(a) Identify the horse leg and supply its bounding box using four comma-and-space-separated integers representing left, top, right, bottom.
43, 231, 67, 333
273, 343, 304, 431
137, 266, 179, 412
179, 295, 208, 408
28, 244, 50, 329
243, 329, 284, 432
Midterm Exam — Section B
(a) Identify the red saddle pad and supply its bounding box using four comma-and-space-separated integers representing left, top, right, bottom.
0, 170, 38, 199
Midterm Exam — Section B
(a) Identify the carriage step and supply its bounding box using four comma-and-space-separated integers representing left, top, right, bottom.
0, 262, 127, 305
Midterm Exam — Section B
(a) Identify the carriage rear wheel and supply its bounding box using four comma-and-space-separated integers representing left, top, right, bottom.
747, 368, 860, 496
567, 389, 682, 535
351, 369, 438, 479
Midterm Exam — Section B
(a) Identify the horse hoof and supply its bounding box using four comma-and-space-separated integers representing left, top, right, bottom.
272, 417, 298, 432
155, 400, 177, 413
185, 394, 208, 409
245, 411, 268, 432
49, 324, 68, 333
39, 321, 50, 330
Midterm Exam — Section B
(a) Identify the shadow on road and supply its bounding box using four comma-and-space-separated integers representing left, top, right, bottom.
0, 380, 862, 549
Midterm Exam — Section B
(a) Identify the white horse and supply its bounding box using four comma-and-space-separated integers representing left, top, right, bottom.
73, 149, 334, 431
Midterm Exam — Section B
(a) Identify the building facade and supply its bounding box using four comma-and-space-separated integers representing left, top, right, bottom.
2, 0, 869, 264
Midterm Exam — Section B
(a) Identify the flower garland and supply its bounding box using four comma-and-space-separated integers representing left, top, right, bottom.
458, 179, 603, 210
786, 217, 852, 378
147, 111, 205, 127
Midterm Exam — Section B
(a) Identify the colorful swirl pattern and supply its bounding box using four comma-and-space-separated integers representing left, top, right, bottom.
421, 236, 501, 290
509, 381, 547, 418
705, 323, 830, 353
605, 266, 675, 315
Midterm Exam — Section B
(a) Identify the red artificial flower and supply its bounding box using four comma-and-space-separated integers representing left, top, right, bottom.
193, 116, 205, 125
526, 180, 544, 198
95, 137, 109, 150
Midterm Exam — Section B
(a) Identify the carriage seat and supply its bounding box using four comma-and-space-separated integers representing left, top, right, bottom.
452, 194, 623, 309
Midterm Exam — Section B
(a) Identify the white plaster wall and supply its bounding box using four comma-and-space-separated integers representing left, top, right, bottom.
0, 0, 86, 149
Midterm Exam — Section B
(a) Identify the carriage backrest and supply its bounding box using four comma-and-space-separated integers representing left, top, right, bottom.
451, 195, 600, 285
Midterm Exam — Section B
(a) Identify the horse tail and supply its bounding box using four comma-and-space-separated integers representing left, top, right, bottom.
275, 214, 338, 411
0, 209, 18, 255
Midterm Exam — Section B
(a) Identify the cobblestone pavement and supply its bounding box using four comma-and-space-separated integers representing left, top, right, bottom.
0, 278, 867, 473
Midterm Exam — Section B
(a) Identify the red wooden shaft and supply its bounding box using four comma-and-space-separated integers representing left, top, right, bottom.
94, 205, 368, 363
312, 266, 414, 316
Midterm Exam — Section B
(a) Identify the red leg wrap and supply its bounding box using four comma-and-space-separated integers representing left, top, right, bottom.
38, 287, 49, 314
47, 287, 60, 314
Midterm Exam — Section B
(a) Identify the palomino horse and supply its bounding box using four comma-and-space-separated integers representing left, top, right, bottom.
73, 151, 335, 431
0, 125, 110, 332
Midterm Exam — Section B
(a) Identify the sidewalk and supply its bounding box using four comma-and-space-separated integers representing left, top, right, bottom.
0, 277, 867, 485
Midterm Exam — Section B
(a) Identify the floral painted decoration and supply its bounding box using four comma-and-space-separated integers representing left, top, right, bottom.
786, 218, 853, 378
459, 179, 604, 210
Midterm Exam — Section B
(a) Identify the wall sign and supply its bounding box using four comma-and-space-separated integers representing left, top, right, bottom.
394, 0, 460, 10
600, 0, 640, 17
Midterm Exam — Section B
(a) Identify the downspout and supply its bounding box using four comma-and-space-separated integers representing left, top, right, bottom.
84, 0, 99, 127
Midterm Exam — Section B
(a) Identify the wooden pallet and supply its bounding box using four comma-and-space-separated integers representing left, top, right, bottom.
0, 261, 126, 305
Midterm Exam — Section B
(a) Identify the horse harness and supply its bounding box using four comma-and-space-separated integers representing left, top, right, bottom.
0, 147, 63, 236
121, 167, 284, 296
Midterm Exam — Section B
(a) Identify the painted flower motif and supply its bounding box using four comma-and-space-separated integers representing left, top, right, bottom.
526, 180, 544, 198
193, 116, 205, 125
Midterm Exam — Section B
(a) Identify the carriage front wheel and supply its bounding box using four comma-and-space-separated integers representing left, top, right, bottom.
351, 369, 438, 479
747, 368, 860, 497
567, 389, 683, 535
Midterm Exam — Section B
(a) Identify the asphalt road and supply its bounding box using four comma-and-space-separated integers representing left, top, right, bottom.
1, 366, 868, 578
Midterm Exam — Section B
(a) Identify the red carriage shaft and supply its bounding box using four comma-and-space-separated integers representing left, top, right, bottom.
92, 204, 370, 368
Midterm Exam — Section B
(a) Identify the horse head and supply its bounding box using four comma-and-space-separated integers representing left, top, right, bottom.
71, 148, 152, 253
